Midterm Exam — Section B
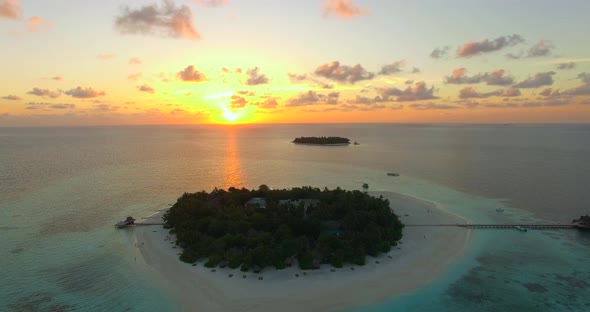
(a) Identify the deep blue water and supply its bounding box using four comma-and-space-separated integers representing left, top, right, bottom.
1, 124, 589, 311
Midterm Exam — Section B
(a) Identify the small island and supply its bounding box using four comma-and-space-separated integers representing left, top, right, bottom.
292, 136, 351, 145
163, 186, 403, 272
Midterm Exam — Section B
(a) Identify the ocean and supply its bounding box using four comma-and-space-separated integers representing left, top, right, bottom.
1, 124, 589, 311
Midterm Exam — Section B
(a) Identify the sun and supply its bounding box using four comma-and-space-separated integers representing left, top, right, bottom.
205, 91, 258, 124
222, 109, 239, 123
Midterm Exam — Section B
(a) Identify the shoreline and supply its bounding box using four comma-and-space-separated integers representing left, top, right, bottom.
134, 191, 471, 312
292, 143, 351, 146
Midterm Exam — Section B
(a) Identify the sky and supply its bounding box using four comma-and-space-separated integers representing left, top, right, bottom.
1, 0, 590, 126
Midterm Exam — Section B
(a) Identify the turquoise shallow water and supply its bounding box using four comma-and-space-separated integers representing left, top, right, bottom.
1, 124, 589, 311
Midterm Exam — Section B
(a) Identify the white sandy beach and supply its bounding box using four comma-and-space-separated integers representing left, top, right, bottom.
134, 191, 471, 312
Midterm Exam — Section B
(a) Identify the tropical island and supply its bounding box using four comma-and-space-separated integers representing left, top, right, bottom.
292, 136, 351, 145
163, 186, 404, 272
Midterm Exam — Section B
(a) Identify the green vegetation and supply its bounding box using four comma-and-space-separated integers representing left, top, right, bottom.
164, 185, 403, 271
292, 136, 351, 145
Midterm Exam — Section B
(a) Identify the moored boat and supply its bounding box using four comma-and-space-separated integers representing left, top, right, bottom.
387, 172, 400, 177
115, 216, 136, 228
516, 226, 527, 232
572, 215, 590, 231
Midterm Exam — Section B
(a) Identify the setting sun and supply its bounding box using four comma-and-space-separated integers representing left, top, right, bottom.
222, 109, 238, 123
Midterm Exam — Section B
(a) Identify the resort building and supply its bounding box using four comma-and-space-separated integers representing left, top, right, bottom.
245, 197, 267, 209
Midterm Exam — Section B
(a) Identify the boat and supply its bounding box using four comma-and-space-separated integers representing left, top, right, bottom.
572, 215, 590, 231
353, 141, 360, 145
115, 216, 136, 228
516, 226, 527, 232
496, 207, 504, 212
387, 172, 400, 177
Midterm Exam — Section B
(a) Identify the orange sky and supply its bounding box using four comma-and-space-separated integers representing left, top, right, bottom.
1, 0, 589, 126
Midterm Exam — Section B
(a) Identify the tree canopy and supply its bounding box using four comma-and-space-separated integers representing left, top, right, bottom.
163, 186, 403, 271
292, 137, 351, 145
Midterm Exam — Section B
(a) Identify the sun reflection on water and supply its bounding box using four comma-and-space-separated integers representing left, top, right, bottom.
223, 129, 244, 188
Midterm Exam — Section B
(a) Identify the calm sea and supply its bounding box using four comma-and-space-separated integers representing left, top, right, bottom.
1, 124, 589, 311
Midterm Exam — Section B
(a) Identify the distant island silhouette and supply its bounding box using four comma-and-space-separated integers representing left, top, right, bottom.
292, 136, 351, 145
164, 186, 403, 272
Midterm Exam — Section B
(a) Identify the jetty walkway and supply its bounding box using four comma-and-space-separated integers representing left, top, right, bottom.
405, 224, 575, 229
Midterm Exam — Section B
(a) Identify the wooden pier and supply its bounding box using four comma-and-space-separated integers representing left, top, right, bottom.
135, 222, 164, 226
405, 224, 575, 229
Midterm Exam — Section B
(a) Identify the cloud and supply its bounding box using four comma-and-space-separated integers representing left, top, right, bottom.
459, 87, 499, 99
379, 60, 405, 75
129, 57, 142, 65
445, 68, 514, 86
523, 98, 570, 107
484, 103, 520, 109
513, 71, 555, 88
323, 0, 366, 19
445, 68, 482, 84
178, 65, 208, 82
222, 67, 242, 74
458, 87, 519, 99
564, 73, 590, 95
27, 88, 61, 98
539, 88, 561, 97
0, 0, 20, 19
286, 91, 339, 107
138, 84, 155, 94
128, 72, 142, 81
49, 103, 75, 109
115, 0, 200, 40
27, 16, 51, 32
2, 94, 21, 100
409, 103, 458, 110
505, 52, 522, 60
378, 81, 438, 102
288, 73, 333, 89
578, 72, 590, 84
230, 95, 247, 109
315, 61, 374, 84
348, 95, 374, 105
430, 46, 450, 59
501, 88, 521, 97
556, 62, 575, 70
97, 54, 116, 60
93, 104, 121, 112
455, 100, 480, 109
170, 108, 186, 115
64, 86, 106, 98
245, 67, 269, 85
526, 40, 554, 57
485, 69, 515, 86
348, 95, 390, 105
25, 102, 75, 110
456, 34, 524, 58
254, 98, 278, 109
192, 0, 228, 7
237, 90, 255, 96
339, 103, 387, 112
411, 67, 421, 74
506, 40, 555, 59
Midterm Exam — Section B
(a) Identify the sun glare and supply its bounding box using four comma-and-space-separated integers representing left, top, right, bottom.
222, 109, 239, 123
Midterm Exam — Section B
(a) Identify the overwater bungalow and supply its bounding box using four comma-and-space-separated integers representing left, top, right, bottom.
115, 216, 136, 228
